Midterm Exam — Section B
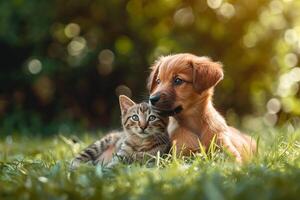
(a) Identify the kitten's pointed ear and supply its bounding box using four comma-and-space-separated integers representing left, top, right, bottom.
119, 95, 136, 115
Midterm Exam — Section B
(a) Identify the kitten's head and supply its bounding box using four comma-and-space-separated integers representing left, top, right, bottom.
119, 95, 168, 138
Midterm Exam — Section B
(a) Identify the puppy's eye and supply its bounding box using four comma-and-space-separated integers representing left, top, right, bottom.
148, 115, 156, 121
174, 77, 184, 85
156, 79, 161, 84
131, 115, 139, 121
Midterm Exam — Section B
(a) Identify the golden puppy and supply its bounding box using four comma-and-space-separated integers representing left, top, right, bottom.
148, 53, 256, 163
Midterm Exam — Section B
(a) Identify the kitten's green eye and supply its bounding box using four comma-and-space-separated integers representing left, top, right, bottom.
148, 115, 156, 121
131, 115, 139, 121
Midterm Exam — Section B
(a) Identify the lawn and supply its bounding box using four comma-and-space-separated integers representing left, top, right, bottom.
1, 126, 300, 200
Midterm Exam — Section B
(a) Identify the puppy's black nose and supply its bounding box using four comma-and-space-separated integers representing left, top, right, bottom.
149, 93, 160, 105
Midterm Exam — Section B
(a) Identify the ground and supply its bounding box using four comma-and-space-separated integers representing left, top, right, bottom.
0, 126, 300, 200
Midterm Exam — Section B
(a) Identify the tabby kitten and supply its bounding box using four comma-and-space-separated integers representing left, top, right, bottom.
70, 95, 170, 170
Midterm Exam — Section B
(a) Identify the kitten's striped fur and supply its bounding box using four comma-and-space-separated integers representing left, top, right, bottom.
70, 95, 170, 169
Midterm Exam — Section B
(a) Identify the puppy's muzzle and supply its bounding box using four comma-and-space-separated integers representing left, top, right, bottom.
160, 105, 183, 116
149, 92, 182, 116
149, 93, 161, 106
151, 105, 183, 117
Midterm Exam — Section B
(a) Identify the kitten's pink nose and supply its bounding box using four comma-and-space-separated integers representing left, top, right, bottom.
140, 125, 146, 130
140, 121, 147, 131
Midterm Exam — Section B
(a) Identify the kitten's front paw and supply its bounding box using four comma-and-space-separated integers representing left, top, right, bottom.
69, 159, 81, 171
116, 154, 133, 164
106, 157, 119, 169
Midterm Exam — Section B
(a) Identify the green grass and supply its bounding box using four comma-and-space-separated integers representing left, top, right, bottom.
1, 126, 300, 200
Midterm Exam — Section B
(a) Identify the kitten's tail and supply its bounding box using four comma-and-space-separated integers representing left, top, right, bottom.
70, 131, 121, 170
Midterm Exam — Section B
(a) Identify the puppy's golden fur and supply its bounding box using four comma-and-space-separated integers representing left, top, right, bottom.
148, 53, 256, 163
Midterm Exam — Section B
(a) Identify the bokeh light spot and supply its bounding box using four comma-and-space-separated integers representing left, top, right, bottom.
269, 0, 283, 15
64, 23, 81, 38
266, 98, 281, 114
207, 0, 222, 9
33, 76, 55, 105
67, 36, 87, 56
98, 49, 114, 65
277, 72, 299, 97
115, 36, 133, 55
51, 23, 68, 43
263, 113, 277, 126
28, 59, 42, 74
97, 49, 114, 76
115, 85, 132, 98
173, 7, 195, 26
219, 3, 235, 19
242, 115, 264, 132
284, 29, 298, 44
243, 33, 257, 48
271, 15, 286, 30
289, 67, 300, 82
284, 53, 298, 68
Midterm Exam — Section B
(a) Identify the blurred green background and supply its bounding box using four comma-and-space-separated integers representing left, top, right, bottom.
1, 0, 300, 135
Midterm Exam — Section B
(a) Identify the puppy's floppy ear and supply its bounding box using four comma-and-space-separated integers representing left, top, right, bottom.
147, 60, 160, 92
191, 57, 224, 93
119, 95, 136, 115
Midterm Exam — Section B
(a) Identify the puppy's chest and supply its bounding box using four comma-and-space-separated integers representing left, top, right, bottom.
167, 118, 202, 138
167, 119, 207, 151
